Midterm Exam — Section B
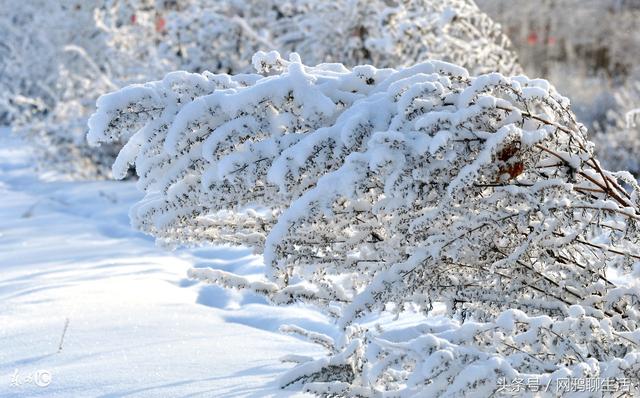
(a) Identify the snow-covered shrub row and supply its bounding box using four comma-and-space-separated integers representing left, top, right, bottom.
2, 0, 518, 178
0, 0, 144, 178
98, 0, 521, 77
0, 0, 180, 178
90, 52, 640, 395
154, 0, 521, 76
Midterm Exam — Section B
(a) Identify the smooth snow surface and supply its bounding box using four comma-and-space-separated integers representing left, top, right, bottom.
0, 128, 322, 397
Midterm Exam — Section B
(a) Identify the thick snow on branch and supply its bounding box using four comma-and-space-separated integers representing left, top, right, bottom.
90, 53, 640, 395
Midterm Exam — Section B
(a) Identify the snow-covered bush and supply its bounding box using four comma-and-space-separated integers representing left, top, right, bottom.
0, 0, 75, 127
98, 0, 521, 77
155, 0, 520, 76
93, 0, 179, 80
592, 82, 640, 177
2, 0, 518, 178
0, 0, 136, 177
289, 0, 521, 75
0, 0, 174, 177
153, 0, 298, 74
476, 0, 640, 176
90, 53, 640, 395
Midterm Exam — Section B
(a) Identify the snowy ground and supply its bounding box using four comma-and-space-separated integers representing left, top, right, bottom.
0, 128, 328, 397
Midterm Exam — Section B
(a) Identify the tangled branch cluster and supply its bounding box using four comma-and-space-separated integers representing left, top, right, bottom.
90, 52, 640, 395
